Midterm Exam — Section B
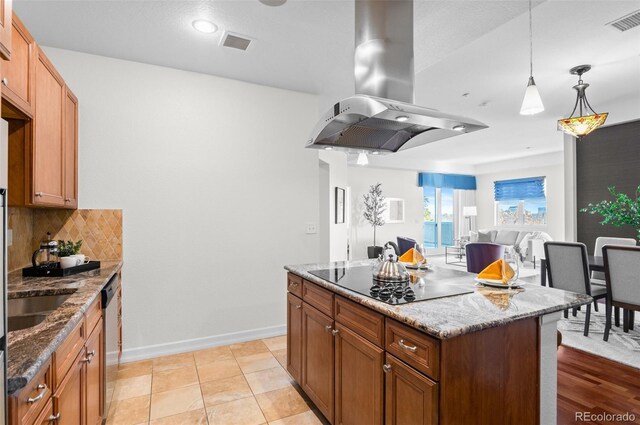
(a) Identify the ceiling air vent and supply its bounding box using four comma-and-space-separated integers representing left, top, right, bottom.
606, 9, 640, 32
220, 32, 253, 51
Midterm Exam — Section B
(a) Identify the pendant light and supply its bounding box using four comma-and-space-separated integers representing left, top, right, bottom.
356, 152, 368, 166
520, 0, 544, 115
557, 65, 608, 140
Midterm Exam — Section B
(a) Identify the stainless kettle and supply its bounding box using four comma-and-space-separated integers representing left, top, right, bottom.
32, 232, 58, 268
372, 253, 409, 284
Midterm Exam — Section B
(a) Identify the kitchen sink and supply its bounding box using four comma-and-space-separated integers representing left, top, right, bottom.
7, 293, 74, 332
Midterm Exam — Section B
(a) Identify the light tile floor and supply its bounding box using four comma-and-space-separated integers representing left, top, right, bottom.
106, 336, 327, 425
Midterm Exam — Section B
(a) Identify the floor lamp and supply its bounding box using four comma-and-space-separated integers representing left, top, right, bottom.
463, 206, 477, 235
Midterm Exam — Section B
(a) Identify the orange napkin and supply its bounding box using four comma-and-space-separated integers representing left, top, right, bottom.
478, 259, 514, 284
399, 248, 425, 265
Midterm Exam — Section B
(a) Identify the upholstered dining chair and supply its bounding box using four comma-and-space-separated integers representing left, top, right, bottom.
397, 237, 417, 256
544, 242, 607, 337
602, 245, 640, 342
465, 243, 505, 274
591, 237, 637, 284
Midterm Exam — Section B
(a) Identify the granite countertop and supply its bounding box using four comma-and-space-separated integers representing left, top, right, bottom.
7, 261, 123, 394
285, 260, 592, 340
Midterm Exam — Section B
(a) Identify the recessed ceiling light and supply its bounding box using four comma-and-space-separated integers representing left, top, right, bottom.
192, 20, 218, 34
452, 125, 466, 132
324, 147, 333, 150
260, 0, 287, 5
371, 151, 380, 155
396, 116, 409, 122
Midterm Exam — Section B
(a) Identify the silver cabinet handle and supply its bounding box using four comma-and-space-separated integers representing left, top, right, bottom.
325, 325, 332, 332
82, 350, 96, 363
35, 192, 43, 197
331, 329, 339, 336
399, 339, 417, 353
65, 198, 71, 202
289, 281, 298, 288
27, 384, 47, 403
48, 413, 61, 422
382, 364, 392, 373
295, 304, 302, 309
1, 77, 8, 85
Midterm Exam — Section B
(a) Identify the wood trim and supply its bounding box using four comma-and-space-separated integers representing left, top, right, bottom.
302, 280, 334, 318
439, 317, 540, 425
334, 295, 384, 348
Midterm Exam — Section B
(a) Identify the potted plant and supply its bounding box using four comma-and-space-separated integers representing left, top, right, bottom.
581, 185, 640, 241
58, 240, 84, 269
363, 183, 386, 258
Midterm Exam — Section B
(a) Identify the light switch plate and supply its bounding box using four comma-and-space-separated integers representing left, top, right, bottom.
306, 222, 317, 234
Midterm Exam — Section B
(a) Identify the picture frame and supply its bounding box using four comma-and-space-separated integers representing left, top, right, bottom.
383, 198, 405, 223
335, 187, 345, 224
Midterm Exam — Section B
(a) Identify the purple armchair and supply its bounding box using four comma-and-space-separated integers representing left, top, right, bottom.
397, 237, 417, 256
465, 243, 506, 274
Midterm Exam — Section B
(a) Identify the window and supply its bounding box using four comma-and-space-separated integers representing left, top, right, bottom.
494, 177, 546, 226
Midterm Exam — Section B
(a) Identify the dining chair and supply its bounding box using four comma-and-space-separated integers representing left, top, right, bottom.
544, 242, 607, 336
591, 237, 636, 284
397, 237, 417, 256
602, 245, 640, 342
465, 243, 505, 274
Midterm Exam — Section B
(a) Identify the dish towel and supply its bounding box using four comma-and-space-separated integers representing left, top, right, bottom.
478, 259, 515, 284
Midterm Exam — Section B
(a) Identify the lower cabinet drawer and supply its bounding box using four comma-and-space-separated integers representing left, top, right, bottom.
385, 319, 440, 380
12, 360, 52, 425
302, 281, 334, 317
335, 295, 384, 347
287, 273, 303, 298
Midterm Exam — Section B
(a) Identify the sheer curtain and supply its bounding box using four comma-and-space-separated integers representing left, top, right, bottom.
453, 189, 476, 240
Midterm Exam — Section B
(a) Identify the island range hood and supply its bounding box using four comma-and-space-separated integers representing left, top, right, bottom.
306, 0, 488, 154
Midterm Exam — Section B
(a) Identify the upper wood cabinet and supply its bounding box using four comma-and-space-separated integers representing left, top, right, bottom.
1, 13, 34, 116
0, 0, 12, 60
33, 46, 65, 206
64, 87, 78, 208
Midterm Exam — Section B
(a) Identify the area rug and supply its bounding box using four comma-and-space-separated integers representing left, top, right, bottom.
558, 307, 640, 369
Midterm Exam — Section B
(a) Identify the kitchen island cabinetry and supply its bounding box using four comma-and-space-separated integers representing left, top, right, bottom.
285, 263, 591, 425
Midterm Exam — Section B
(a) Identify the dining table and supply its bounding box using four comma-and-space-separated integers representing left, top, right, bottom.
539, 255, 604, 286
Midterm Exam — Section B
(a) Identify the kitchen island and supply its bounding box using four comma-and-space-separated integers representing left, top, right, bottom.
285, 260, 591, 425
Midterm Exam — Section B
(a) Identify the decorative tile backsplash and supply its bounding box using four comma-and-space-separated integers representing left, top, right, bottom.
7, 208, 123, 272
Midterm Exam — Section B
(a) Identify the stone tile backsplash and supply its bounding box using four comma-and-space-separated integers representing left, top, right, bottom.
7, 208, 123, 272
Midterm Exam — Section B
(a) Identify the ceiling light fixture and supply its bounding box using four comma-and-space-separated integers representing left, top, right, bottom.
395, 116, 409, 122
324, 147, 333, 150
259, 0, 287, 6
557, 65, 608, 140
192, 20, 218, 34
357, 152, 369, 166
452, 125, 466, 132
371, 151, 380, 155
520, 0, 544, 115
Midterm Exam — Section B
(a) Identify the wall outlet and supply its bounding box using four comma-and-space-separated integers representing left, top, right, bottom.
306, 222, 317, 234
7, 228, 11, 247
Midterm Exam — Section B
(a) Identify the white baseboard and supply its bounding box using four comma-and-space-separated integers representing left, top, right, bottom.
118, 324, 286, 364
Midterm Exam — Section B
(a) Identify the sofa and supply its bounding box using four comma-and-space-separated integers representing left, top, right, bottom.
467, 229, 552, 263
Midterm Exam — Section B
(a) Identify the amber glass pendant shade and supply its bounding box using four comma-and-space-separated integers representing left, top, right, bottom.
557, 113, 608, 138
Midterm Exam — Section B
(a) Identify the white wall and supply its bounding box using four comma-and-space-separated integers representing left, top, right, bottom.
475, 158, 565, 241
318, 150, 349, 261
44, 47, 321, 360
348, 166, 423, 259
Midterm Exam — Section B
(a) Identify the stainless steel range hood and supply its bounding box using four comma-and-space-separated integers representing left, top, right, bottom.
306, 0, 488, 154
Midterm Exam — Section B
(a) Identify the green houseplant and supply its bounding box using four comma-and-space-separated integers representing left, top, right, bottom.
363, 183, 386, 258
580, 185, 640, 240
57, 240, 83, 257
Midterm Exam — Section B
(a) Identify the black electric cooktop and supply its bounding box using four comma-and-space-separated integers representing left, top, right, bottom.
308, 265, 473, 305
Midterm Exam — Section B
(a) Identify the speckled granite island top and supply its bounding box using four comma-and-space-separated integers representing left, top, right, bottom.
285, 260, 592, 340
7, 261, 123, 394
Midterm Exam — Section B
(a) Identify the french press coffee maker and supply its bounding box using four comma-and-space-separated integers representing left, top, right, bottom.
32, 232, 59, 268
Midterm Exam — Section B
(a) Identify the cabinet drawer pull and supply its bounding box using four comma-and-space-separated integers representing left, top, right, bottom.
382, 364, 392, 373
325, 325, 332, 332
1, 77, 7, 85
48, 413, 61, 422
35, 192, 43, 197
295, 304, 302, 309
288, 282, 298, 288
331, 329, 339, 336
82, 350, 96, 363
399, 339, 417, 352
65, 198, 71, 202
27, 384, 47, 403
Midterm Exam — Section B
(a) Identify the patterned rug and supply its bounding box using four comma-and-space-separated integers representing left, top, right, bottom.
558, 306, 640, 369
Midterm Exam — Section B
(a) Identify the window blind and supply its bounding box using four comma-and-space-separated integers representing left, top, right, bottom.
494, 177, 546, 201
418, 173, 476, 190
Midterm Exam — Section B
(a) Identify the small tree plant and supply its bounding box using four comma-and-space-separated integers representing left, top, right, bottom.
363, 183, 386, 247
580, 185, 640, 240
57, 240, 83, 257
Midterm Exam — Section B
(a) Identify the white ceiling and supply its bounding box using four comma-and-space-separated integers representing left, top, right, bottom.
15, 0, 640, 169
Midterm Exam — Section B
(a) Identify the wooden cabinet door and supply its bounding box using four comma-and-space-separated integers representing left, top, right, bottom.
33, 46, 65, 206
334, 322, 384, 425
85, 319, 103, 425
0, 0, 11, 60
385, 354, 438, 425
286, 293, 303, 383
53, 350, 85, 425
1, 13, 34, 115
301, 302, 334, 423
63, 86, 78, 209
